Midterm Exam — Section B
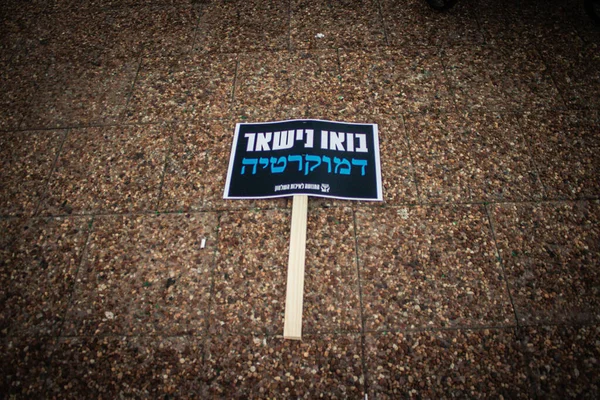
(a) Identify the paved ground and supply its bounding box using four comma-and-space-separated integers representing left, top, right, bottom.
1, 0, 599, 398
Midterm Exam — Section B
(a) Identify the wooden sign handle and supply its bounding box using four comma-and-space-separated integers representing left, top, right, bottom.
283, 195, 308, 340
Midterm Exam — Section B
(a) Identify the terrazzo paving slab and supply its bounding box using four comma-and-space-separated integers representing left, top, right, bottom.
538, 37, 600, 110
519, 110, 600, 199
21, 58, 138, 129
195, 0, 289, 53
233, 51, 341, 120
522, 324, 600, 399
40, 124, 170, 215
124, 54, 236, 123
356, 205, 515, 331
404, 112, 472, 203
476, 0, 539, 44
0, 216, 91, 336
365, 328, 532, 399
364, 113, 419, 206
404, 111, 544, 203
491, 201, 600, 325
211, 207, 360, 336
159, 120, 226, 212
381, 0, 483, 47
443, 43, 562, 112
0, 130, 65, 216
202, 333, 363, 398
63, 213, 217, 336
0, 336, 55, 397
46, 335, 205, 399
50, 0, 194, 11
290, 0, 385, 49
210, 210, 292, 335
339, 47, 454, 115
27, 5, 200, 63
0, 60, 46, 131
302, 207, 361, 334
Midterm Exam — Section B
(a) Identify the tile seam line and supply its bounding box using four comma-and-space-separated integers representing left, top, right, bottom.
119, 50, 145, 124
399, 113, 423, 204
484, 203, 521, 327
201, 211, 222, 364
32, 127, 70, 217
352, 208, 370, 397
375, 0, 390, 46
154, 125, 176, 212
24, 197, 600, 220
44, 214, 96, 378
362, 323, 521, 335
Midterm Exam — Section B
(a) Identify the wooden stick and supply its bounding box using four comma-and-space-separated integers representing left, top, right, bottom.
283, 194, 308, 340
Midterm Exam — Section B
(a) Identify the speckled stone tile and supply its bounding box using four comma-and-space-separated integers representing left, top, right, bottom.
365, 328, 533, 399
403, 112, 473, 203
0, 60, 46, 131
366, 113, 418, 206
340, 47, 454, 115
476, 0, 539, 44
303, 207, 361, 333
443, 43, 561, 112
63, 213, 217, 336
538, 37, 600, 110
40, 124, 169, 215
21, 58, 137, 130
212, 207, 360, 335
28, 6, 200, 63
160, 120, 227, 212
381, 0, 483, 47
210, 210, 289, 335
0, 216, 90, 336
124, 54, 236, 124
290, 0, 385, 49
356, 205, 514, 331
234, 51, 341, 120
491, 202, 600, 325
520, 111, 600, 199
202, 333, 364, 398
0, 130, 65, 216
522, 324, 600, 399
46, 335, 205, 399
195, 0, 289, 53
404, 111, 544, 203
50, 0, 194, 11
0, 336, 55, 397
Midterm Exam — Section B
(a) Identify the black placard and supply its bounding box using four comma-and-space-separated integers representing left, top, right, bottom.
223, 119, 382, 201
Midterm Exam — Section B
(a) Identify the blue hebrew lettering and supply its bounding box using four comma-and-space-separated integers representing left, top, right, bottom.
241, 158, 258, 175
269, 156, 287, 173
333, 157, 351, 175
351, 158, 368, 176
304, 154, 322, 175
322, 155, 332, 173
287, 155, 303, 171
259, 157, 269, 169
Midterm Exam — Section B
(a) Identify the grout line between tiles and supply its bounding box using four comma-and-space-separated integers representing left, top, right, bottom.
351, 208, 370, 398
375, 0, 390, 47
201, 211, 222, 363
398, 114, 423, 204
483, 203, 521, 327
119, 51, 145, 124
154, 126, 175, 212
32, 128, 70, 217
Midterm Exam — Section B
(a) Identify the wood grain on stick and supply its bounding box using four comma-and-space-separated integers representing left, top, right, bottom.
283, 195, 308, 340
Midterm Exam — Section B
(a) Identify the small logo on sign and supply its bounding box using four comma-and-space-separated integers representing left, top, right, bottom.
321, 184, 330, 193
